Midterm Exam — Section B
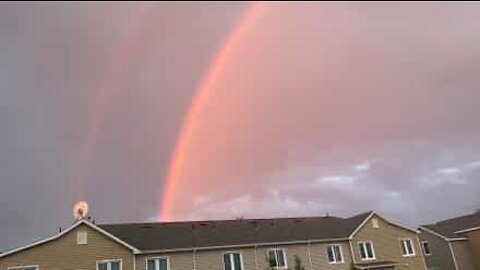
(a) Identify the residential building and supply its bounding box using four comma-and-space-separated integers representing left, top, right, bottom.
0, 211, 426, 270
418, 211, 480, 270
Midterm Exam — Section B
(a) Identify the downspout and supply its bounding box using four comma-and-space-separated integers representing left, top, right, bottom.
349, 238, 357, 269
448, 241, 459, 270
415, 235, 428, 270
254, 245, 258, 270
192, 249, 197, 270
307, 240, 313, 270
133, 254, 136, 270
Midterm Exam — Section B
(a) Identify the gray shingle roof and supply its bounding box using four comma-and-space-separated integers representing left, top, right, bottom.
99, 211, 372, 251
421, 211, 480, 239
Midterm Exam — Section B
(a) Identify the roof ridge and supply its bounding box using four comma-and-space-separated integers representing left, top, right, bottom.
421, 211, 480, 227
99, 215, 345, 227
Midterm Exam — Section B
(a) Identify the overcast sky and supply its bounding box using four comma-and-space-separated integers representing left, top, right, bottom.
1, 2, 480, 251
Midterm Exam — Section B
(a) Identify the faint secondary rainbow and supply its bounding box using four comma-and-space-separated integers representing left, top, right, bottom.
159, 2, 267, 221
75, 3, 154, 200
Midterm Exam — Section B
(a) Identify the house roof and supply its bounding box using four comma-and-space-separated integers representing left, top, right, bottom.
99, 211, 373, 251
420, 211, 480, 240
0, 219, 140, 258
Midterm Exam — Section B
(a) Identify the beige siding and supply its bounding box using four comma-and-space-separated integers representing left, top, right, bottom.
351, 214, 426, 270
0, 224, 134, 270
137, 242, 352, 270
310, 242, 352, 270
462, 229, 480, 270
450, 240, 476, 270
418, 229, 456, 270
136, 252, 193, 270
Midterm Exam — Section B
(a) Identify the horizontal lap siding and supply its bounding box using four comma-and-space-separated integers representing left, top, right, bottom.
462, 230, 480, 270
450, 241, 475, 270
136, 252, 193, 270
418, 230, 456, 270
310, 242, 351, 270
352, 215, 426, 270
0, 224, 133, 270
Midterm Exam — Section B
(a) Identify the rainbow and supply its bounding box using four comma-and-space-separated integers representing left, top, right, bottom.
76, 3, 154, 200
159, 2, 267, 221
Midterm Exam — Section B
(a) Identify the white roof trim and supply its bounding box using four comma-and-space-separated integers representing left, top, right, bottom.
455, 226, 480, 234
418, 226, 467, 242
349, 211, 418, 239
138, 237, 350, 254
349, 211, 376, 239
0, 219, 140, 258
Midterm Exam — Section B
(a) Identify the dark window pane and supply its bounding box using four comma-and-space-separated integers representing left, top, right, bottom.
147, 259, 156, 270
98, 263, 108, 270
359, 243, 366, 259
159, 258, 168, 270
406, 240, 414, 254
276, 250, 285, 267
334, 246, 342, 262
327, 246, 335, 262
268, 250, 277, 267
111, 261, 120, 270
366, 243, 374, 258
401, 241, 407, 255
233, 253, 242, 270
423, 242, 431, 255
224, 254, 232, 270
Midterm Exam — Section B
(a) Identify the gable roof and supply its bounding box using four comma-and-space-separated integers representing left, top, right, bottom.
99, 212, 373, 252
348, 211, 419, 239
0, 219, 140, 258
420, 211, 480, 240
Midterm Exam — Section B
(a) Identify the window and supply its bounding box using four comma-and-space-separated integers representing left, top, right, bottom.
147, 257, 169, 270
267, 248, 287, 268
97, 260, 121, 270
422, 241, 431, 256
77, 231, 87, 245
223, 252, 243, 270
8, 266, 38, 270
400, 239, 415, 256
358, 241, 375, 260
326, 244, 343, 263
372, 218, 379, 228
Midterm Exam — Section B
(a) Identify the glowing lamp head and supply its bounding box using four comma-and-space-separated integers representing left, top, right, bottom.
73, 201, 89, 220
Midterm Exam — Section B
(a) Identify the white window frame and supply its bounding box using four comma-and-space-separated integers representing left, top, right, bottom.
146, 256, 170, 270
222, 251, 244, 270
8, 265, 39, 270
77, 230, 87, 245
372, 218, 379, 228
400, 238, 416, 257
358, 241, 376, 261
326, 244, 344, 264
421, 241, 431, 256
267, 248, 288, 269
96, 259, 122, 270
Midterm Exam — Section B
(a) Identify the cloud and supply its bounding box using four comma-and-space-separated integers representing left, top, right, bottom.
319, 175, 358, 185
353, 161, 371, 172
436, 167, 461, 175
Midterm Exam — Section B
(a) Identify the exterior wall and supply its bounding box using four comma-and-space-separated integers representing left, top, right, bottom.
135, 242, 352, 270
351, 214, 426, 270
450, 241, 475, 270
462, 229, 480, 270
310, 242, 352, 270
0, 224, 134, 270
418, 229, 456, 270
136, 251, 193, 270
